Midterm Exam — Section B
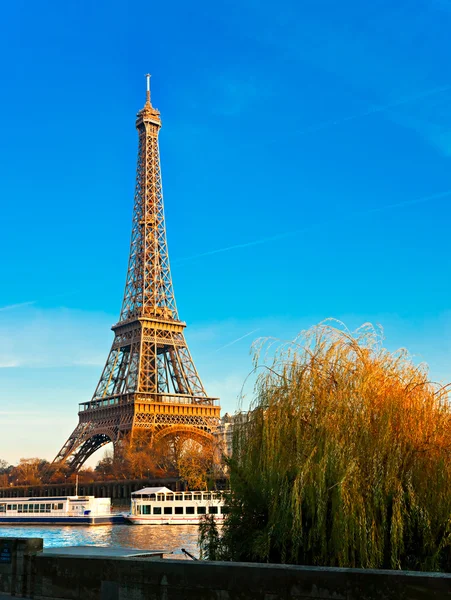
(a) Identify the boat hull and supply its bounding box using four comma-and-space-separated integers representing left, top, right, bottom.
125, 515, 224, 526
0, 514, 125, 526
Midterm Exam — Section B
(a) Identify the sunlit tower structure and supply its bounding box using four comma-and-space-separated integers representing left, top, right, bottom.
52, 76, 220, 473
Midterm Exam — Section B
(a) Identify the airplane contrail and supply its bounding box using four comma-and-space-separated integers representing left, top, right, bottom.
290, 83, 451, 138
173, 85, 451, 265
214, 328, 260, 353
0, 301, 36, 312
174, 188, 451, 264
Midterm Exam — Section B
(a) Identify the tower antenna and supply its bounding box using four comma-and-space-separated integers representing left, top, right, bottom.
145, 73, 151, 104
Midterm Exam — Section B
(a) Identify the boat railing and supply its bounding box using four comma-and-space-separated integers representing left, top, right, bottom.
132, 491, 222, 502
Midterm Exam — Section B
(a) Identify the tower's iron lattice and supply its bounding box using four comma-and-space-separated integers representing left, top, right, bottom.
53, 78, 220, 472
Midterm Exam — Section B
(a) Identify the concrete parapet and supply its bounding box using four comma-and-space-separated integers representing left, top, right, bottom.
1, 538, 451, 599
34, 553, 451, 600
0, 537, 43, 597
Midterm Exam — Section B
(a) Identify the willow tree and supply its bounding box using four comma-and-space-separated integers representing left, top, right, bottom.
201, 322, 451, 570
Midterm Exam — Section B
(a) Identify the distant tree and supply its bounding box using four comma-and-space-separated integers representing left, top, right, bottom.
0, 460, 11, 487
92, 432, 221, 484
13, 458, 49, 486
177, 439, 216, 490
200, 322, 451, 571
77, 467, 96, 483
95, 450, 116, 480
47, 462, 70, 483
94, 436, 167, 481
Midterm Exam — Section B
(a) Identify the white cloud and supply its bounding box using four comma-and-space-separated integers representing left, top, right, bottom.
0, 361, 20, 368
0, 410, 41, 415
0, 305, 114, 369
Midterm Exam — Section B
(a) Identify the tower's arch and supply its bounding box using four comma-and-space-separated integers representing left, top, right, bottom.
153, 425, 215, 447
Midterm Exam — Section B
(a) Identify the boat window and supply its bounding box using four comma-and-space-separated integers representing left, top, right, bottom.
157, 494, 164, 501
12, 505, 17, 511
46, 504, 51, 513
23, 505, 29, 513
58, 503, 63, 510
185, 506, 195, 515
149, 494, 156, 501
34, 504, 39, 512
175, 507, 183, 515
184, 494, 192, 501
7, 505, 11, 511
166, 494, 174, 501
197, 506, 206, 514
203, 493, 211, 500
40, 505, 45, 513
193, 494, 201, 501
153, 506, 162, 515
142, 505, 151, 515
18, 505, 23, 513
0, 504, 6, 513
175, 494, 183, 501
164, 507, 173, 515
212, 494, 219, 500
209, 506, 218, 514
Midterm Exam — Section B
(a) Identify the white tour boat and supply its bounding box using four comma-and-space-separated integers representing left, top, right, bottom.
125, 486, 225, 525
0, 496, 124, 525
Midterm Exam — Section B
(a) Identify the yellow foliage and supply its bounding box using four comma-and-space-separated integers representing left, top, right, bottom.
208, 321, 451, 570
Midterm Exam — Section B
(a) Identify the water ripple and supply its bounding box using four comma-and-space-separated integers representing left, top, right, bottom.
0, 524, 200, 557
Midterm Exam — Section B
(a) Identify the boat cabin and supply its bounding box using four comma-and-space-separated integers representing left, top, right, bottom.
0, 496, 111, 517
130, 486, 225, 518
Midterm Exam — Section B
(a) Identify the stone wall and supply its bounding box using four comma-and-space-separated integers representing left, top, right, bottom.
2, 538, 451, 600
34, 550, 451, 600
0, 537, 43, 596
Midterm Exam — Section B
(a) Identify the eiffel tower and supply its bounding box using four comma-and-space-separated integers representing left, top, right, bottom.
52, 76, 220, 473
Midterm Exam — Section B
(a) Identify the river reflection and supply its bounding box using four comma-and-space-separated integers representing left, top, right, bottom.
0, 524, 200, 558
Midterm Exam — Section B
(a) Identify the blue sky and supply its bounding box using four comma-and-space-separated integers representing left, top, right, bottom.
1, 0, 451, 464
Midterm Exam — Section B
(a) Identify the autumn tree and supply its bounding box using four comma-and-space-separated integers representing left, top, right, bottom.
201, 322, 451, 571
177, 439, 218, 490
0, 460, 11, 487
95, 451, 116, 480
12, 458, 49, 486
95, 433, 173, 480
92, 432, 222, 486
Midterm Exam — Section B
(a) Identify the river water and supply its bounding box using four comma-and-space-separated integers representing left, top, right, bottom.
0, 523, 201, 558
